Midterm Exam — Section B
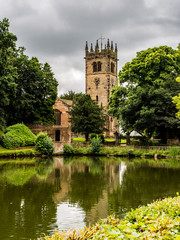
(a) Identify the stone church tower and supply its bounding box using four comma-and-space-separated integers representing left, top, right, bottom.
85, 39, 118, 137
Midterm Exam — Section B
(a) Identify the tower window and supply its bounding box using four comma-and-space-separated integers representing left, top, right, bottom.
55, 130, 60, 142
96, 95, 98, 102
97, 61, 101, 71
93, 62, 97, 72
55, 110, 61, 125
111, 62, 115, 73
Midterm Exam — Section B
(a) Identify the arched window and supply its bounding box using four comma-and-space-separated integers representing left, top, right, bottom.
93, 62, 97, 72
97, 61, 101, 72
111, 62, 115, 73
96, 95, 98, 102
55, 110, 61, 125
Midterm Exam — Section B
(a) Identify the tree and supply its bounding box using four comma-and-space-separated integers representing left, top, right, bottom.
60, 90, 83, 101
0, 18, 17, 130
6, 48, 58, 125
0, 18, 58, 128
68, 94, 106, 141
108, 46, 180, 143
172, 77, 180, 119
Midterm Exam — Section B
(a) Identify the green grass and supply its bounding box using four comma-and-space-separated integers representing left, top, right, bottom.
105, 138, 115, 142
0, 145, 36, 157
121, 139, 126, 144
60, 144, 180, 159
72, 137, 127, 144
72, 137, 86, 142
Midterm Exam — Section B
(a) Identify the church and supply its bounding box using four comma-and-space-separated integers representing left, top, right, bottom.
85, 38, 118, 137
28, 38, 118, 149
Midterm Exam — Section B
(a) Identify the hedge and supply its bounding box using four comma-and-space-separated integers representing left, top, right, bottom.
2, 124, 36, 149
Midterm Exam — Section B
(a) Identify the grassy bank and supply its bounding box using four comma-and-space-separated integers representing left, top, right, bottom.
41, 196, 180, 239
63, 145, 180, 159
0, 144, 179, 159
72, 137, 127, 144
0, 146, 37, 158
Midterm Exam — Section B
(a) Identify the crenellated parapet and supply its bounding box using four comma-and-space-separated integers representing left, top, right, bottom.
85, 39, 118, 61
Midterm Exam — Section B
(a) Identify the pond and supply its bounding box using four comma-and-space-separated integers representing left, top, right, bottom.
0, 156, 180, 240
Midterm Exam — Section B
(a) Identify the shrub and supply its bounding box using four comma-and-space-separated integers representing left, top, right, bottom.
63, 144, 75, 155
169, 147, 180, 157
90, 133, 97, 142
35, 132, 54, 155
90, 137, 102, 154
41, 196, 180, 240
2, 124, 36, 149
98, 133, 105, 144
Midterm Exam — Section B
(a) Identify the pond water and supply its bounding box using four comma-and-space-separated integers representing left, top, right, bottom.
0, 156, 180, 240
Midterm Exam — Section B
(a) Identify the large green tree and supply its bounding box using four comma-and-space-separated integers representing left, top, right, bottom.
0, 18, 17, 130
0, 18, 58, 129
108, 46, 180, 143
7, 49, 58, 125
68, 94, 106, 141
172, 77, 180, 120
60, 90, 83, 101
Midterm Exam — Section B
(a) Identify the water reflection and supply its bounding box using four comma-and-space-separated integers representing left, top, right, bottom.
0, 157, 180, 240
119, 161, 127, 185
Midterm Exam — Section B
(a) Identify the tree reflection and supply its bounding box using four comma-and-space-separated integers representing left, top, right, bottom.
35, 157, 54, 179
108, 161, 180, 218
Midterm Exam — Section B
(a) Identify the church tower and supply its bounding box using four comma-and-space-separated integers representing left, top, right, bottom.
85, 39, 118, 137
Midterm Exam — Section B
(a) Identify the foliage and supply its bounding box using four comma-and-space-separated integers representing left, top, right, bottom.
0, 18, 58, 129
90, 133, 97, 142
90, 133, 105, 144
98, 133, 105, 144
0, 130, 4, 145
173, 77, 180, 119
62, 145, 180, 158
68, 94, 106, 142
35, 132, 54, 155
2, 123, 36, 149
168, 147, 180, 157
41, 196, 180, 239
108, 45, 180, 143
0, 18, 17, 130
63, 144, 75, 155
60, 90, 83, 101
90, 137, 102, 154
8, 51, 58, 125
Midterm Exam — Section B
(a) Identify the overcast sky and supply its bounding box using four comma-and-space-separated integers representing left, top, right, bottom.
1, 0, 180, 95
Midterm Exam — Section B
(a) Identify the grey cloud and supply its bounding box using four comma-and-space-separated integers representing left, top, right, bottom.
1, 0, 180, 94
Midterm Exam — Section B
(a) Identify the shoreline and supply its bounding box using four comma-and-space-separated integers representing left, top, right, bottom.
0, 145, 179, 159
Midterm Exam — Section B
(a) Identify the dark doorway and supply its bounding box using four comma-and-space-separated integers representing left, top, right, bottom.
55, 130, 60, 142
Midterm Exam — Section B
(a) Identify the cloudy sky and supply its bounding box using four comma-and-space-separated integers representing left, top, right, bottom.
1, 0, 180, 95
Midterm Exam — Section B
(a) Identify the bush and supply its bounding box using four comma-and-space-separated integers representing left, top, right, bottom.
90, 133, 97, 142
35, 132, 54, 155
169, 147, 180, 157
98, 133, 105, 144
63, 144, 75, 155
2, 124, 36, 149
90, 137, 102, 154
41, 196, 180, 239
